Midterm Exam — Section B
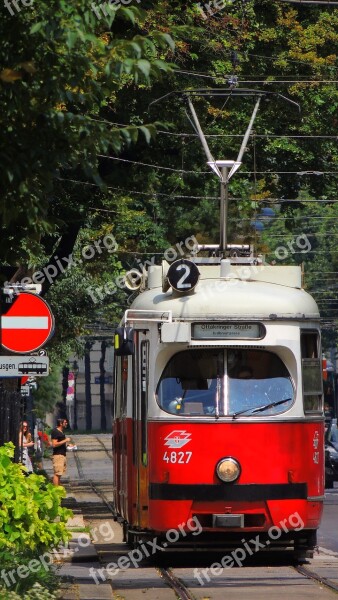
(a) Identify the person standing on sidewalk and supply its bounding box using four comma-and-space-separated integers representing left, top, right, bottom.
51, 418, 71, 486
19, 421, 34, 475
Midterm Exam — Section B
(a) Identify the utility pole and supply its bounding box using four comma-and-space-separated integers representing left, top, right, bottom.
220, 165, 230, 253
185, 93, 261, 256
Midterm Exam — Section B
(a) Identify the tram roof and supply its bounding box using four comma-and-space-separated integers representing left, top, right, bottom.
131, 266, 319, 320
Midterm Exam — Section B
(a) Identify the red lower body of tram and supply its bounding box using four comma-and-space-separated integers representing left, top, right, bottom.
113, 419, 324, 557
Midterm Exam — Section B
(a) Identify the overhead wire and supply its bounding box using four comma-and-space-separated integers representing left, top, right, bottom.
263, 232, 338, 238
157, 132, 338, 139
97, 154, 338, 176
104, 123, 338, 139
58, 178, 338, 204
277, 0, 338, 5
172, 50, 338, 75
172, 70, 338, 84
223, 79, 338, 84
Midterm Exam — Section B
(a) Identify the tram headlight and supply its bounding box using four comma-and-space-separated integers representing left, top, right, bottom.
216, 457, 241, 483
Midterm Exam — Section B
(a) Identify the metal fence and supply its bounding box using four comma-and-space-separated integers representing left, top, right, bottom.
0, 383, 23, 462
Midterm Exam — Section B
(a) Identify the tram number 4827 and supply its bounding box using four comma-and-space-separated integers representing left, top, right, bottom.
163, 451, 192, 464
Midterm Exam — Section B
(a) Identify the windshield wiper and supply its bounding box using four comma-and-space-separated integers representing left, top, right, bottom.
231, 398, 291, 419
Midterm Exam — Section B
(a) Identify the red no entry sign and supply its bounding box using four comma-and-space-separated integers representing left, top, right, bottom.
1, 292, 54, 353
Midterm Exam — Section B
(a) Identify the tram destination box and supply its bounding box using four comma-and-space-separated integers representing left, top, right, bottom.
192, 322, 264, 340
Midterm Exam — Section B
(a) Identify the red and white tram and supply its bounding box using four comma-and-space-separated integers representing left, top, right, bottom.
112, 256, 324, 558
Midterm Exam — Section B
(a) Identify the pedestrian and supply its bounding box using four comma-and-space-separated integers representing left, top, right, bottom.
19, 421, 34, 475
51, 418, 71, 486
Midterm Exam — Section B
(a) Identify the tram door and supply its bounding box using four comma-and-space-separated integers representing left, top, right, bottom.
132, 332, 150, 529
113, 348, 136, 522
113, 354, 128, 520
113, 330, 150, 527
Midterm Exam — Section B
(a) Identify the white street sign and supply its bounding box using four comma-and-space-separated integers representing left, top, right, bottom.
0, 356, 49, 377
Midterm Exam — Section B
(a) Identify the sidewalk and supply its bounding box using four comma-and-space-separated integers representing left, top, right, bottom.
43, 439, 116, 599
56, 511, 114, 600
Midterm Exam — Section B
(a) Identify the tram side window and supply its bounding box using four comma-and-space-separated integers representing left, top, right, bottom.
113, 356, 119, 419
113, 356, 124, 418
301, 331, 322, 413
121, 357, 129, 416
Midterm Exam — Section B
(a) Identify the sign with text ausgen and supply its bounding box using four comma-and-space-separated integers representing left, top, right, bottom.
0, 356, 49, 377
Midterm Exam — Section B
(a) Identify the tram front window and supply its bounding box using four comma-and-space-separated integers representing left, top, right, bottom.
156, 349, 293, 416
156, 350, 220, 415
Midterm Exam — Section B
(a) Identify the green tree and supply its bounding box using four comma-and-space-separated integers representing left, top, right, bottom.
260, 197, 338, 346
2, 0, 338, 361
0, 1, 174, 265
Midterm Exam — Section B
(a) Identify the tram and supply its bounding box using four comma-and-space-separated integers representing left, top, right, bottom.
112, 89, 324, 558
112, 255, 324, 558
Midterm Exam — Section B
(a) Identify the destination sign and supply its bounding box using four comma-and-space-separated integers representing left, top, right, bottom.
0, 356, 49, 377
192, 323, 263, 340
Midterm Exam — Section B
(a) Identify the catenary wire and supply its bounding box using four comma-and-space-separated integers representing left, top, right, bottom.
105, 123, 338, 138
157, 132, 338, 139
58, 178, 338, 204
97, 154, 338, 176
277, 0, 338, 5
172, 70, 338, 83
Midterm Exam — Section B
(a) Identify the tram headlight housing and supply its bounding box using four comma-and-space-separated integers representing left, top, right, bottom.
216, 457, 241, 483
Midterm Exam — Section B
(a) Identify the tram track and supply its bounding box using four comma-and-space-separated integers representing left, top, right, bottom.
94, 434, 113, 460
294, 564, 338, 595
158, 567, 196, 600
70, 449, 116, 516
69, 444, 196, 600
64, 436, 338, 599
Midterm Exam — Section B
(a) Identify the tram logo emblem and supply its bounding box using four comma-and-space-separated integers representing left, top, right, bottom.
164, 430, 192, 449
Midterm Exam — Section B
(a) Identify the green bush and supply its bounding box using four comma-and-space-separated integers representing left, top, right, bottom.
0, 582, 58, 599
0, 550, 60, 596
0, 443, 72, 553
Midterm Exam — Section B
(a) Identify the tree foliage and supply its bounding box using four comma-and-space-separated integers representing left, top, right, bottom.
1, 0, 338, 357
0, 0, 174, 263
